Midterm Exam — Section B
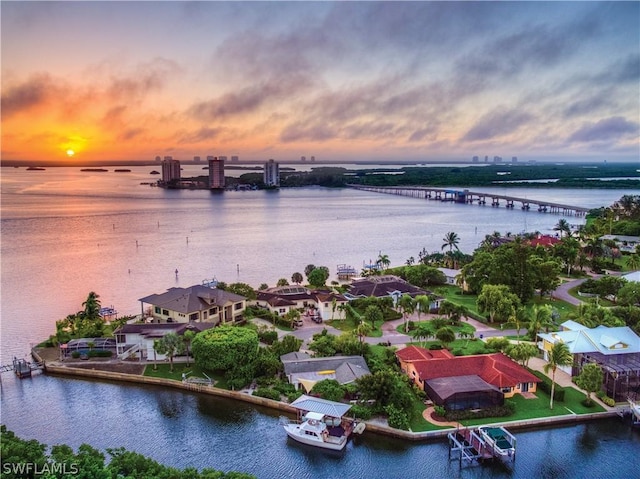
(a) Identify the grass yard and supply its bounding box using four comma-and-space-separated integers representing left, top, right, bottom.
328, 319, 384, 337
435, 286, 485, 320
459, 386, 605, 427
143, 363, 228, 388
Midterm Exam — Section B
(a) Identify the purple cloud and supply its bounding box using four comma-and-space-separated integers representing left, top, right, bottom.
568, 116, 639, 142
1, 74, 53, 117
462, 109, 534, 142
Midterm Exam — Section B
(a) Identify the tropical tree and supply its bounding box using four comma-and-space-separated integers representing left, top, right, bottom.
291, 272, 303, 284
82, 292, 101, 320
575, 363, 604, 406
363, 304, 383, 330
307, 267, 329, 287
154, 333, 185, 373
376, 253, 391, 271
405, 256, 415, 266
554, 219, 571, 238
435, 327, 456, 350
182, 329, 196, 367
503, 306, 530, 342
441, 231, 460, 252
411, 322, 433, 346
505, 342, 538, 367
543, 342, 573, 410
477, 284, 521, 323
355, 321, 372, 343
276, 278, 289, 287
526, 304, 555, 340
414, 294, 432, 321
397, 294, 415, 333
304, 264, 316, 280
626, 254, 640, 271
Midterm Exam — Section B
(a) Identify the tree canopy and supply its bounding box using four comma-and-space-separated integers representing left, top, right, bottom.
192, 326, 259, 372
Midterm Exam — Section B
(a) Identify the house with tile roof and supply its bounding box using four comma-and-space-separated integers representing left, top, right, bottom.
347, 275, 443, 310
538, 322, 640, 401
114, 322, 214, 361
139, 284, 246, 325
281, 352, 370, 392
396, 345, 540, 410
254, 286, 348, 321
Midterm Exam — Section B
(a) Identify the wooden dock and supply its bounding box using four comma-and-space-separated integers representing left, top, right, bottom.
349, 185, 590, 216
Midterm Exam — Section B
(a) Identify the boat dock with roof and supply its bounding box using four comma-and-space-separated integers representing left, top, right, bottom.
448, 426, 516, 467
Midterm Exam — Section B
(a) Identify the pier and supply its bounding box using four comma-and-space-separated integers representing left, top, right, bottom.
348, 185, 590, 216
448, 427, 516, 467
0, 357, 44, 379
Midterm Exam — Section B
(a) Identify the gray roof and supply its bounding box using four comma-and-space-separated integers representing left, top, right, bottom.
139, 285, 245, 314
426, 374, 501, 400
281, 355, 370, 385
280, 351, 311, 361
115, 322, 214, 338
289, 394, 352, 418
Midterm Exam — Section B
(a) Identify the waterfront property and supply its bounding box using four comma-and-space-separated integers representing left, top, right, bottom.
254, 286, 348, 322
538, 321, 640, 401
114, 322, 213, 361
280, 352, 370, 392
139, 284, 246, 324
396, 346, 540, 410
281, 394, 362, 451
346, 275, 443, 310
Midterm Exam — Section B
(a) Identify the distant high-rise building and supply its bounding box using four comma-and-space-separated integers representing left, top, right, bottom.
310, 156, 315, 162
194, 156, 201, 163
301, 156, 306, 162
263, 159, 280, 187
493, 156, 502, 163
484, 156, 489, 163
161, 157, 181, 184
208, 156, 225, 189
512, 156, 518, 163
472, 156, 479, 162
155, 155, 162, 162
231, 156, 239, 163
218, 156, 228, 162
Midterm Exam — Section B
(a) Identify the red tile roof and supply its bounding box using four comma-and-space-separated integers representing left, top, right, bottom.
396, 345, 454, 362
396, 346, 540, 388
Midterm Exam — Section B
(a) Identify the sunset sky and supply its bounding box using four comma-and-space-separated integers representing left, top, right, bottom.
2, 1, 639, 164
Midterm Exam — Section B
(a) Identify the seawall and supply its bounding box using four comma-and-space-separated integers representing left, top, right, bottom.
33, 348, 620, 442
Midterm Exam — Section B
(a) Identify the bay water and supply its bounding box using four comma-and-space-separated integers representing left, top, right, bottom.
1, 166, 638, 478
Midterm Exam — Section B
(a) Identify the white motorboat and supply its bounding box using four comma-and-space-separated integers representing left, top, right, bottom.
281, 395, 365, 451
281, 412, 351, 451
477, 426, 516, 458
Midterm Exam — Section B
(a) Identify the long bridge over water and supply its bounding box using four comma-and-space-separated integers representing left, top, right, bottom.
348, 185, 590, 216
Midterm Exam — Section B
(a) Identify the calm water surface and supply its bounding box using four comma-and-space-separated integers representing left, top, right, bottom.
1, 166, 638, 478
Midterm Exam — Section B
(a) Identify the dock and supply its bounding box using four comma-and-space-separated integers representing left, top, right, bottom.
337, 264, 357, 280
448, 427, 516, 467
348, 185, 590, 216
0, 357, 44, 379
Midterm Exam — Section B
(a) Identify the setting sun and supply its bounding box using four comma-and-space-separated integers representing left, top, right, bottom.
66, 149, 75, 157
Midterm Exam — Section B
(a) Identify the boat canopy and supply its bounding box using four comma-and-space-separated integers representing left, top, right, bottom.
290, 394, 352, 418
305, 412, 325, 421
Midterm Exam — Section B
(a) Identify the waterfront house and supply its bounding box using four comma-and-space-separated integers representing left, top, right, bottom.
396, 346, 540, 410
438, 268, 460, 286
254, 286, 348, 321
347, 275, 443, 311
139, 284, 246, 324
538, 322, 640, 401
114, 322, 213, 361
280, 352, 370, 392
600, 234, 639, 253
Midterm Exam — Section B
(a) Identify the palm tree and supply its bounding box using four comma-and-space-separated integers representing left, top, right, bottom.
355, 321, 372, 343
627, 254, 640, 271
504, 306, 530, 343
527, 304, 554, 340
554, 219, 571, 238
441, 231, 460, 253
411, 322, 433, 346
543, 342, 573, 410
397, 294, 415, 333
376, 253, 390, 271
82, 292, 101, 320
182, 329, 196, 367
291, 272, 303, 284
414, 294, 431, 321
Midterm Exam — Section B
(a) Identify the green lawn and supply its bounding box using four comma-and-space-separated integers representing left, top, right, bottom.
327, 319, 384, 337
143, 363, 228, 388
567, 286, 615, 307
459, 387, 605, 427
435, 286, 485, 320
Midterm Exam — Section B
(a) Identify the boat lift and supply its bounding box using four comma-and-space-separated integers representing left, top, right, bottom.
448, 427, 516, 467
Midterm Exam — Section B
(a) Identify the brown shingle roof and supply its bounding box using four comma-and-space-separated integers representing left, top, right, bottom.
139, 285, 245, 314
